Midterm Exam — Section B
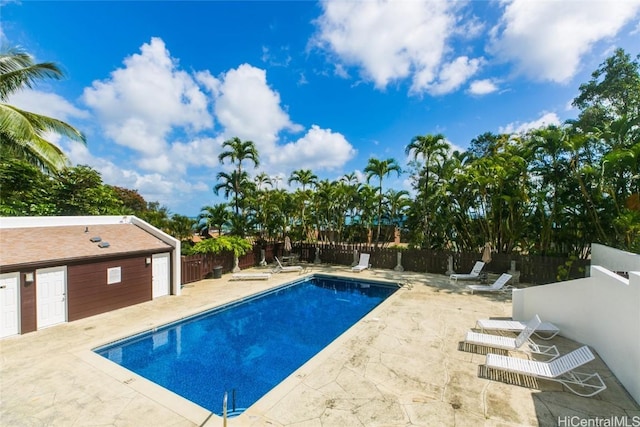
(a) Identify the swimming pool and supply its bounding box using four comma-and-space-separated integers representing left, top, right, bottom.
94, 274, 398, 417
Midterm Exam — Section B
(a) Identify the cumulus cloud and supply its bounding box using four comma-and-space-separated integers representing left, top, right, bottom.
424, 56, 482, 95
23, 36, 359, 212
268, 125, 356, 172
313, 0, 481, 94
82, 37, 214, 157
489, 0, 640, 83
468, 79, 498, 95
213, 63, 302, 148
499, 112, 561, 134
8, 89, 89, 121
210, 64, 357, 174
66, 142, 209, 208
7, 88, 90, 147
136, 135, 221, 174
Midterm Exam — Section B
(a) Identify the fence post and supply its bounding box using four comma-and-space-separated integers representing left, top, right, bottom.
394, 251, 404, 272
508, 259, 520, 285
445, 255, 454, 275
232, 256, 241, 273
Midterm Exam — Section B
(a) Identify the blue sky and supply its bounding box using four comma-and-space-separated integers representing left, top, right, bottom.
3, 0, 640, 217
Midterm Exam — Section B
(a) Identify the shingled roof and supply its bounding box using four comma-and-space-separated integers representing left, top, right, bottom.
0, 223, 172, 270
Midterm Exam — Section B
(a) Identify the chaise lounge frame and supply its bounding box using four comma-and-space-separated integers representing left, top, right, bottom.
462, 315, 559, 359
479, 345, 607, 397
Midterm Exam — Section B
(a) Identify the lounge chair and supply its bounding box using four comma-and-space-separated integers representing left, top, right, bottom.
462, 315, 559, 359
449, 261, 485, 282
480, 346, 607, 397
273, 256, 304, 274
231, 272, 271, 281
476, 318, 560, 340
467, 273, 512, 294
352, 253, 370, 272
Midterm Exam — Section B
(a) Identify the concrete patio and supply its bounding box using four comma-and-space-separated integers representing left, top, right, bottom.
1, 265, 638, 426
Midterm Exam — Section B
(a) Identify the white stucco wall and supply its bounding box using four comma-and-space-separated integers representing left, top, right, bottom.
591, 243, 640, 273
512, 266, 640, 404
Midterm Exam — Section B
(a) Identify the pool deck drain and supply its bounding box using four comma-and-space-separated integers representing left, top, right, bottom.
1, 265, 638, 426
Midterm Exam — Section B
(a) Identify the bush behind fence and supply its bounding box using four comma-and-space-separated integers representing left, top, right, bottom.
181, 242, 589, 285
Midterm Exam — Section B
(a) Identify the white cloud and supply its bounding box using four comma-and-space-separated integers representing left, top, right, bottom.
489, 0, 640, 83
8, 89, 89, 121
7, 88, 90, 147
261, 45, 292, 67
468, 79, 498, 95
210, 63, 357, 175
66, 142, 209, 209
82, 37, 214, 157
268, 125, 356, 172
213, 63, 303, 149
313, 0, 481, 94
499, 112, 561, 134
423, 56, 482, 95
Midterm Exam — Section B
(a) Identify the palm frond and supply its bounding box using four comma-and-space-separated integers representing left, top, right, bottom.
0, 49, 64, 101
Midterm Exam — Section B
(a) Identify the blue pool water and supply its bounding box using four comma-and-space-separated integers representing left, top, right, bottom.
94, 274, 398, 416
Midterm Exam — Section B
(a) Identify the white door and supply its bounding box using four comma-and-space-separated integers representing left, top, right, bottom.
152, 253, 170, 298
0, 273, 20, 338
36, 267, 67, 329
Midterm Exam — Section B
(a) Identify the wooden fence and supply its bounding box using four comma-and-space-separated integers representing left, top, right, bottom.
181, 242, 590, 285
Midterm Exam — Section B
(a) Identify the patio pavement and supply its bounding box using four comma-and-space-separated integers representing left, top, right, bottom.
1, 264, 638, 426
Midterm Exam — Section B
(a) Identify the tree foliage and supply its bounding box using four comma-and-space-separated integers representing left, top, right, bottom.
2, 48, 638, 255
0, 48, 85, 172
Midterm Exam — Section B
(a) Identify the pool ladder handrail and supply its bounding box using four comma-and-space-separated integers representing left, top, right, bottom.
222, 392, 228, 427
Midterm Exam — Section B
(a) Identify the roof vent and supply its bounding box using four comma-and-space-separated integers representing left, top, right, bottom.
98, 241, 110, 248
90, 236, 102, 243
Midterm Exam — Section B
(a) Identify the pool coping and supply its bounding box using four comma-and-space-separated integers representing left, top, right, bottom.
81, 272, 405, 425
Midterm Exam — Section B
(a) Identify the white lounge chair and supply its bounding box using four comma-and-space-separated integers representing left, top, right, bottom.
352, 253, 370, 272
273, 256, 304, 274
476, 318, 560, 340
231, 272, 271, 281
481, 346, 607, 397
450, 261, 485, 282
467, 273, 512, 294
462, 315, 559, 359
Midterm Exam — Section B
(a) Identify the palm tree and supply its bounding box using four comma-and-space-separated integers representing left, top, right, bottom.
354, 184, 379, 244
340, 172, 359, 186
168, 214, 196, 242
218, 137, 259, 216
0, 48, 85, 171
405, 134, 449, 248
288, 169, 318, 191
214, 169, 252, 233
254, 172, 272, 190
364, 157, 402, 244
405, 133, 449, 198
288, 169, 318, 239
198, 204, 230, 236
384, 189, 411, 238
313, 179, 338, 242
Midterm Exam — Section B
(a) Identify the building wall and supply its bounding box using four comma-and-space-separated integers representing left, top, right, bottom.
67, 255, 152, 322
1, 215, 181, 296
20, 274, 37, 333
591, 243, 640, 274
512, 267, 640, 405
